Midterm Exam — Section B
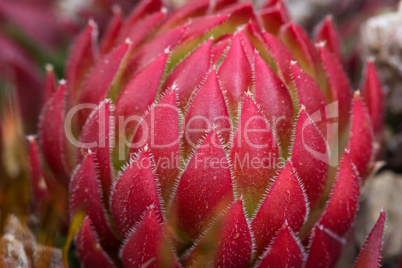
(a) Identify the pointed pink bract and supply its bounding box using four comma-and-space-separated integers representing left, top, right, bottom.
111, 150, 162, 237
256, 223, 304, 268
230, 95, 280, 213
353, 211, 386, 268
170, 131, 234, 240
291, 108, 328, 207
120, 206, 179, 268
252, 160, 307, 256
75, 217, 117, 268
38, 82, 69, 185
77, 100, 114, 202
218, 34, 252, 114
130, 88, 180, 202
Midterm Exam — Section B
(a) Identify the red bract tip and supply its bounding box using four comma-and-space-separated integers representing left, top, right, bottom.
262, 31, 296, 87
130, 87, 180, 203
125, 24, 187, 76
319, 151, 360, 237
124, 0, 163, 27
256, 222, 304, 268
318, 46, 352, 131
115, 50, 169, 137
182, 70, 231, 157
182, 14, 229, 41
230, 95, 280, 213
77, 100, 114, 202
218, 34, 252, 115
169, 131, 234, 240
111, 150, 162, 237
120, 10, 166, 48
77, 41, 131, 126
220, 2, 259, 29
38, 82, 70, 185
28, 136, 50, 209
66, 22, 98, 105
361, 60, 384, 138
291, 108, 329, 208
305, 224, 343, 268
211, 36, 232, 64
213, 0, 240, 12
75, 217, 117, 268
213, 199, 253, 267
254, 51, 294, 154
347, 92, 374, 178
120, 206, 179, 268
44, 64, 57, 104
279, 22, 319, 80
258, 0, 290, 36
252, 160, 308, 256
163, 39, 212, 109
100, 7, 123, 55
291, 61, 329, 137
184, 199, 253, 267
160, 0, 209, 31
236, 30, 256, 66
315, 16, 342, 64
353, 211, 386, 268
69, 153, 119, 250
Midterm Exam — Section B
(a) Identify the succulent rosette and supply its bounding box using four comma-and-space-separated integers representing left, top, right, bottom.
29, 0, 386, 266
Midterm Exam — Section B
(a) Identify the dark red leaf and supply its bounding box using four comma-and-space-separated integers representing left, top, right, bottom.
319, 151, 360, 237
258, 1, 290, 35
262, 31, 296, 87
291, 61, 329, 137
44, 64, 57, 104
130, 87, 180, 203
66, 22, 98, 105
100, 7, 123, 55
213, 199, 253, 267
159, 0, 209, 32
361, 59, 384, 137
305, 224, 344, 268
291, 108, 329, 208
169, 131, 234, 240
319, 46, 352, 131
38, 82, 70, 185
69, 152, 119, 250
125, 24, 187, 77
75, 217, 117, 268
120, 10, 166, 47
254, 51, 294, 154
279, 22, 320, 79
77, 100, 114, 202
183, 199, 253, 267
182, 14, 229, 41
353, 211, 386, 268
77, 40, 131, 126
218, 34, 252, 115
120, 206, 179, 268
315, 16, 342, 64
111, 149, 162, 237
28, 136, 50, 209
252, 160, 308, 256
230, 95, 280, 213
124, 0, 163, 28
347, 92, 374, 178
256, 222, 304, 268
182, 70, 231, 157
163, 39, 212, 109
115, 50, 169, 137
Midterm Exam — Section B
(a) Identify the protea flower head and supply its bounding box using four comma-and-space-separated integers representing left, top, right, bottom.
30, 0, 386, 266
